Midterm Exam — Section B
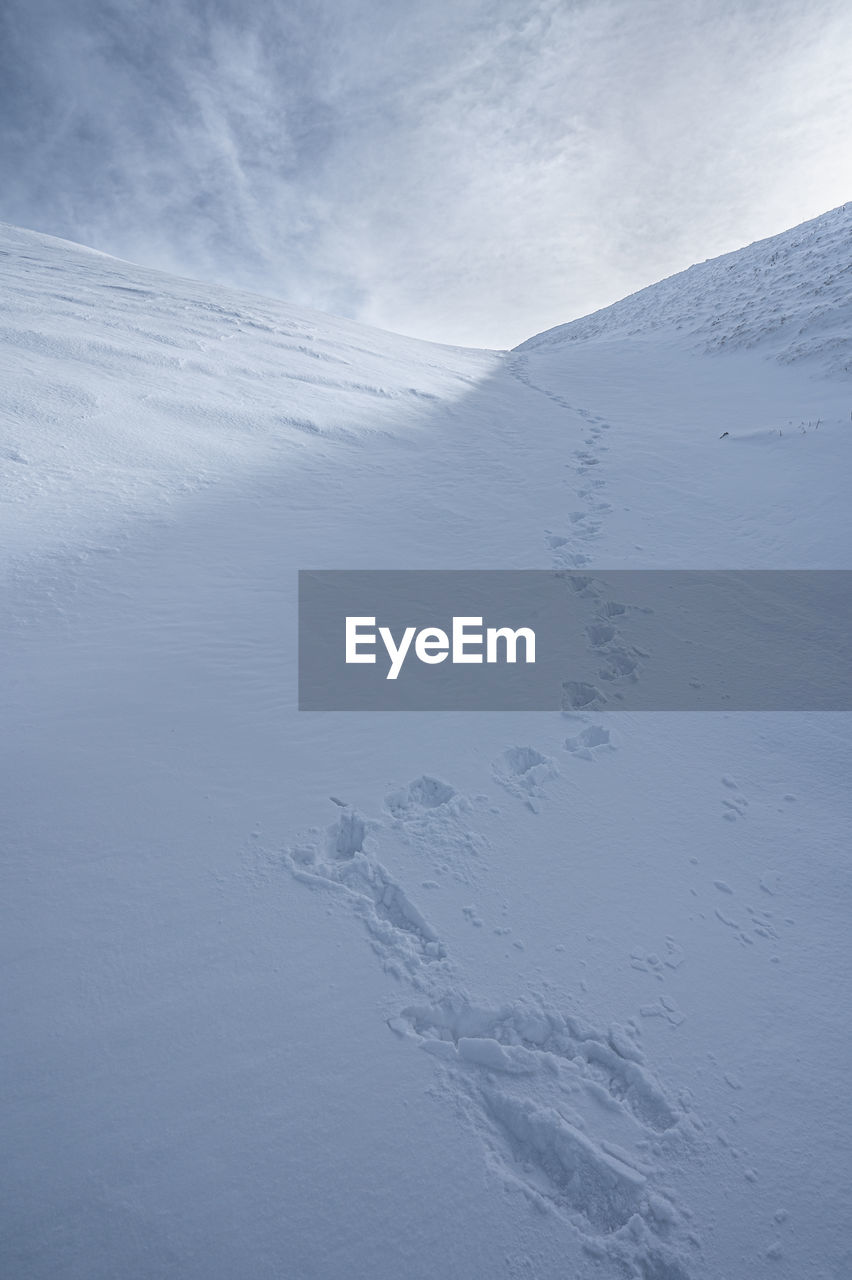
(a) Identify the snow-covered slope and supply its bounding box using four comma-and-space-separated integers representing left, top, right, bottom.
0, 222, 497, 567
2, 214, 851, 1280
519, 202, 852, 378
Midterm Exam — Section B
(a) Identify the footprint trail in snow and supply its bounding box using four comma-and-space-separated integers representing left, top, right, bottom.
280, 366, 706, 1275
281, 776, 705, 1278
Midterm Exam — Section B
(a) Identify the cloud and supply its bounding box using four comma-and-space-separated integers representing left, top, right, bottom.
1, 0, 850, 346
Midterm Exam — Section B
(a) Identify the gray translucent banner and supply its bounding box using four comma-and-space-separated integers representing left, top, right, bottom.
298, 570, 852, 710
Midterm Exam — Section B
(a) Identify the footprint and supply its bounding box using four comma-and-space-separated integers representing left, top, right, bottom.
492, 746, 558, 808
284, 809, 447, 984
587, 621, 616, 646
385, 775, 457, 817
597, 647, 640, 681
391, 997, 695, 1271
564, 724, 616, 761
562, 681, 606, 710
382, 776, 485, 883
546, 532, 595, 568
565, 574, 600, 596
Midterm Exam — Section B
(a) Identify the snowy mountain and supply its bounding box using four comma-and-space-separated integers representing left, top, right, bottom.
519, 202, 852, 378
2, 209, 850, 1280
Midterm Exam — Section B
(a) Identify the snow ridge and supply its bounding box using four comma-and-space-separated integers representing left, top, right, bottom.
518, 203, 852, 377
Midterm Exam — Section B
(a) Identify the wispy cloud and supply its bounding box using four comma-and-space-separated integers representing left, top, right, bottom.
2, 0, 850, 346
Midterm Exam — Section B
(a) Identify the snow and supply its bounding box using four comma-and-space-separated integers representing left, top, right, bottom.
519, 202, 852, 379
2, 206, 851, 1280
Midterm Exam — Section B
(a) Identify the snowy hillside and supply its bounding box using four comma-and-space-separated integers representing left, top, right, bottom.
0, 222, 497, 567
2, 213, 851, 1280
520, 202, 852, 378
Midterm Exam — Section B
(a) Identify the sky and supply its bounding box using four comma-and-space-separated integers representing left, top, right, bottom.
1, 0, 850, 349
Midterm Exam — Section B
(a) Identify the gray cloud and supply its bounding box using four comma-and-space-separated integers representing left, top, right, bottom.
2, 0, 850, 346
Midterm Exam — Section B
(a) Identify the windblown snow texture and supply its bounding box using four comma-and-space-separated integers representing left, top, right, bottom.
2, 206, 851, 1280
